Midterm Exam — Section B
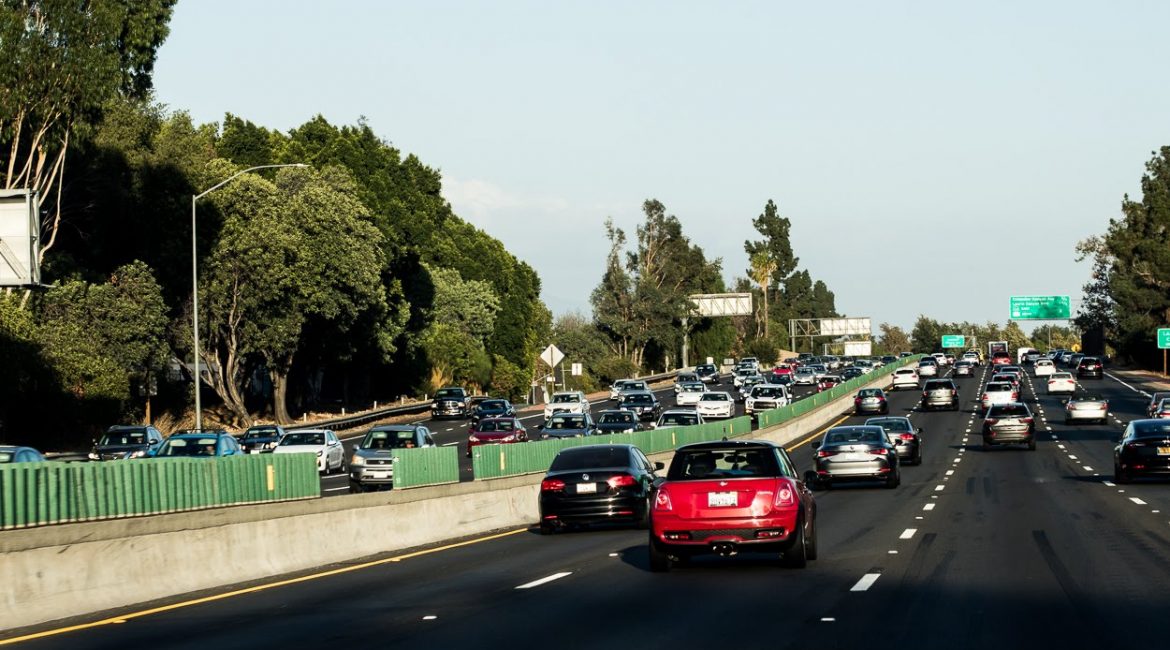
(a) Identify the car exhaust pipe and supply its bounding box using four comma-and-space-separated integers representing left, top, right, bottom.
711, 542, 738, 557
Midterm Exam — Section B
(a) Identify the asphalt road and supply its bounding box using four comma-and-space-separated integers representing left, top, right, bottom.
14, 363, 1170, 648
317, 375, 827, 495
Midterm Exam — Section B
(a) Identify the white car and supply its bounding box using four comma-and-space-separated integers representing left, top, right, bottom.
273, 429, 345, 474
745, 384, 790, 415
732, 367, 758, 388
891, 368, 920, 390
610, 379, 647, 401
823, 355, 842, 370
696, 391, 734, 419
739, 357, 760, 372
931, 353, 948, 367
793, 367, 817, 385
1033, 359, 1055, 377
675, 381, 706, 406
917, 360, 938, 377
656, 409, 705, 428
544, 391, 590, 420
673, 372, 698, 393
980, 381, 1018, 412
962, 352, 981, 366
1046, 372, 1076, 395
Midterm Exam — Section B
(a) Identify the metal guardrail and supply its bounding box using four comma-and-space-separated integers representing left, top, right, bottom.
285, 370, 680, 433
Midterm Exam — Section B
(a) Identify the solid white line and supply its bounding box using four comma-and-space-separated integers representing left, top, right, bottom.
516, 572, 572, 590
850, 573, 882, 592
1130, 497, 1148, 506
899, 528, 917, 540
323, 486, 349, 492
442, 442, 459, 447
821, 617, 836, 622
1105, 371, 1148, 396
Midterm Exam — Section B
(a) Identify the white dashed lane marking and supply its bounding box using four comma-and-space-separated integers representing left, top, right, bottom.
899, 529, 917, 540
1130, 497, 1148, 506
851, 573, 882, 592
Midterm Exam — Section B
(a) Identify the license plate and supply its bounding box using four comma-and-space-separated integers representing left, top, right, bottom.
707, 491, 737, 507
576, 483, 597, 494
1158, 447, 1170, 456
368, 472, 390, 479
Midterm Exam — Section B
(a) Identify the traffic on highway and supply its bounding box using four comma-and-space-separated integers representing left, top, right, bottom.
9, 352, 1170, 648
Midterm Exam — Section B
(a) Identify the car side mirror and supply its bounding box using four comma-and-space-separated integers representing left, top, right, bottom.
917, 428, 923, 434
654, 461, 665, 471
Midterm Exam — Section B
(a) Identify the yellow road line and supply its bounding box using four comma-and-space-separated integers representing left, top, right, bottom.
0, 528, 528, 646
785, 413, 852, 452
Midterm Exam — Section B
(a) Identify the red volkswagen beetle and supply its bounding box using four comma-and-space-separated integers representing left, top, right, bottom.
648, 440, 817, 571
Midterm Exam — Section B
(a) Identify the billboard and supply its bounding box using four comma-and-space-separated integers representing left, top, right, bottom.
819, 317, 871, 336
690, 293, 753, 317
0, 190, 40, 286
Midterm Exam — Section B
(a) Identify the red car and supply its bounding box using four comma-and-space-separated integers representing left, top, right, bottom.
648, 440, 817, 571
771, 364, 794, 380
816, 375, 843, 392
466, 416, 528, 457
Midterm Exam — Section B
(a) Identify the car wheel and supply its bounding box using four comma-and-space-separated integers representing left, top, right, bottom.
885, 469, 900, 489
539, 521, 556, 535
805, 516, 819, 561
339, 455, 348, 473
636, 500, 651, 530
781, 518, 808, 569
1027, 438, 1037, 451
914, 447, 923, 465
648, 537, 672, 573
1115, 464, 1130, 484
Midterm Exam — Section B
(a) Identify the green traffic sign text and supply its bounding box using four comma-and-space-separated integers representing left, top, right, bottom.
941, 335, 966, 348
1009, 295, 1071, 320
1159, 328, 1170, 349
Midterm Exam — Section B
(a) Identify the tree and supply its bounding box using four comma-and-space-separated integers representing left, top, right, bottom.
876, 323, 911, 354
910, 316, 943, 354
744, 200, 799, 286
749, 251, 778, 337
425, 265, 500, 343
0, 0, 176, 261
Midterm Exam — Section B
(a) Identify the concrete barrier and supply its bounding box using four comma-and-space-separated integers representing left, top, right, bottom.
0, 371, 893, 633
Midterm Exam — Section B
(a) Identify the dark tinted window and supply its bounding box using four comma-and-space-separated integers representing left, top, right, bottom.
99, 430, 147, 445
924, 380, 954, 390
660, 413, 699, 426
622, 393, 653, 404
1132, 422, 1170, 439
435, 389, 464, 398
598, 412, 636, 424
823, 427, 886, 446
242, 427, 281, 440
867, 418, 912, 433
479, 400, 507, 410
550, 447, 629, 471
987, 404, 1030, 417
667, 447, 784, 480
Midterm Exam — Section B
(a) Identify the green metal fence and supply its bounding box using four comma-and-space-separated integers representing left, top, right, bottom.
755, 355, 925, 429
0, 453, 319, 530
390, 446, 460, 488
472, 416, 753, 480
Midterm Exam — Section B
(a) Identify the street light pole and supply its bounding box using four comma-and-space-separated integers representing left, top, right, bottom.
191, 163, 307, 431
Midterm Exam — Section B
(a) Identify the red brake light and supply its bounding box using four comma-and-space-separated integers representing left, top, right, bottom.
817, 450, 837, 458
1021, 417, 1034, 424
981, 393, 988, 400
541, 479, 565, 492
654, 489, 673, 511
774, 483, 796, 507
607, 474, 637, 488
899, 433, 915, 440
985, 418, 999, 425
867, 449, 887, 455
854, 397, 861, 404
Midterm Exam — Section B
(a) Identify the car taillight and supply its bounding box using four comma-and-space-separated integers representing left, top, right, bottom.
816, 450, 837, 457
654, 489, 673, 511
1012, 392, 1019, 400
607, 474, 637, 488
855, 397, 861, 404
541, 479, 565, 492
985, 418, 999, 425
867, 449, 887, 455
774, 484, 796, 507
899, 433, 915, 440
1021, 417, 1033, 424
981, 393, 988, 401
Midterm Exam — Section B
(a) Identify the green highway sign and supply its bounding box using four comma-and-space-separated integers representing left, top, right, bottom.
1009, 295, 1071, 320
1159, 328, 1170, 349
941, 335, 966, 348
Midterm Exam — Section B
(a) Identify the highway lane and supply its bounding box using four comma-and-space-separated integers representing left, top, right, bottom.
317, 374, 828, 495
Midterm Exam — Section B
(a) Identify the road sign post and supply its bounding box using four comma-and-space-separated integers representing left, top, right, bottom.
941, 335, 966, 349
1009, 296, 1071, 320
1158, 329, 1170, 376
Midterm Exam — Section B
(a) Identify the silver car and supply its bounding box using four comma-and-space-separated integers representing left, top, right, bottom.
349, 425, 436, 492
982, 402, 1036, 450
1064, 395, 1109, 425
922, 379, 959, 411
793, 367, 817, 385
812, 425, 900, 489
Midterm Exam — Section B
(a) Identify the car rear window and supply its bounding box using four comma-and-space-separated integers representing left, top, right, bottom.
668, 447, 783, 480
660, 413, 699, 426
1132, 422, 1170, 440
986, 383, 1011, 392
550, 447, 628, 471
823, 427, 886, 445
599, 412, 636, 424
925, 381, 953, 390
988, 404, 1029, 417
866, 418, 912, 432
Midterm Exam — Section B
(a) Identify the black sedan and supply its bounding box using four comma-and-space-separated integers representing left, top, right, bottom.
619, 391, 662, 421
1114, 419, 1170, 483
239, 424, 286, 454
595, 409, 643, 434
811, 425, 900, 489
470, 398, 516, 423
539, 444, 662, 533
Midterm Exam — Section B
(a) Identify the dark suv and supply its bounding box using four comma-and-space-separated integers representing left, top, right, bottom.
694, 364, 719, 384
1077, 356, 1103, 379
431, 387, 470, 419
90, 424, 165, 461
922, 379, 959, 411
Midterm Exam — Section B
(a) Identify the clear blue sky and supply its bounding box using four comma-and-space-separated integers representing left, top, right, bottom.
152, 0, 1170, 333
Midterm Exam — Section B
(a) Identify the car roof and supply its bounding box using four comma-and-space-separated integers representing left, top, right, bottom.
370, 424, 418, 432
677, 440, 779, 451
557, 444, 635, 454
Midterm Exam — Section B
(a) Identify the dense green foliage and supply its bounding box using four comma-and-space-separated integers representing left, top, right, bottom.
0, 6, 551, 441
1077, 147, 1170, 366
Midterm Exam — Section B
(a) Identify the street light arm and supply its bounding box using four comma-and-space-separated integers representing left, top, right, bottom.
194, 163, 308, 201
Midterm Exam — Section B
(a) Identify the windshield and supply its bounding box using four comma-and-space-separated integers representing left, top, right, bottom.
478, 419, 515, 432
362, 429, 418, 449
550, 447, 627, 471
158, 437, 219, 457
752, 387, 782, 398
599, 412, 636, 424
858, 389, 882, 397
622, 394, 652, 405
667, 447, 784, 480
435, 389, 463, 399
986, 383, 1011, 392
479, 400, 507, 410
553, 394, 579, 404
696, 365, 715, 374
242, 427, 280, 440
660, 413, 700, 426
281, 432, 324, 446
547, 416, 587, 429
99, 430, 146, 446
702, 393, 728, 402
682, 383, 704, 392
